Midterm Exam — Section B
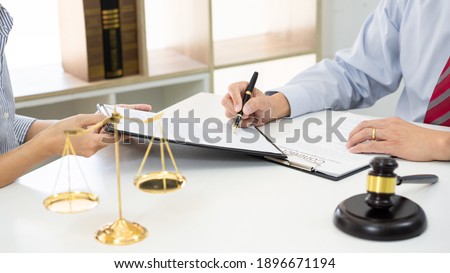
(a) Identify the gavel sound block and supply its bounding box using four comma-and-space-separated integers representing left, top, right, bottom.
333, 157, 438, 241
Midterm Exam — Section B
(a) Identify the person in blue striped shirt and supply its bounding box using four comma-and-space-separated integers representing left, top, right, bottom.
0, 4, 151, 188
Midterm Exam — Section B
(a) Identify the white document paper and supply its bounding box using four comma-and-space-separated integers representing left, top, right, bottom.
98, 104, 284, 158
263, 111, 374, 179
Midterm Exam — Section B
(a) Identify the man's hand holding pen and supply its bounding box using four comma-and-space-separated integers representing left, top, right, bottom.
222, 77, 291, 129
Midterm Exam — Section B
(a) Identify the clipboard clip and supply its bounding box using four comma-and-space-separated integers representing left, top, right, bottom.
264, 156, 315, 172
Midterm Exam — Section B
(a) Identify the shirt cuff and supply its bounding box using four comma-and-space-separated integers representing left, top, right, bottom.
14, 115, 36, 145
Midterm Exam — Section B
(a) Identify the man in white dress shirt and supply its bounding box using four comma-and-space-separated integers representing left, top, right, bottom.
222, 0, 450, 161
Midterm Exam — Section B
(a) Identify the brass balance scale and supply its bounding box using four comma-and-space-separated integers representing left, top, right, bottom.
43, 108, 186, 245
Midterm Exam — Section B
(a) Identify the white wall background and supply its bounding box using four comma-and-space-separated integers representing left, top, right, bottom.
321, 0, 377, 59
2, 0, 60, 69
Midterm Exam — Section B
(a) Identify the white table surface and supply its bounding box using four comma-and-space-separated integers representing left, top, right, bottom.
1, 139, 449, 253
1, 93, 449, 253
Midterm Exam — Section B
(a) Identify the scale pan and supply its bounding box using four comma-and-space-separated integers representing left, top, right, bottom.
135, 171, 186, 194
43, 191, 98, 213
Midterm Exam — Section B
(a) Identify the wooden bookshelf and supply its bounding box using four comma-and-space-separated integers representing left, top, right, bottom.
212, 0, 317, 68
143, 0, 211, 78
147, 48, 209, 78
12, 0, 320, 118
214, 33, 316, 68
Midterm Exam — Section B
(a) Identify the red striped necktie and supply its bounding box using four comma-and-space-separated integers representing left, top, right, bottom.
423, 57, 450, 127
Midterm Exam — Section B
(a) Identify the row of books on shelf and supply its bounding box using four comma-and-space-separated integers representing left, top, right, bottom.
59, 0, 139, 82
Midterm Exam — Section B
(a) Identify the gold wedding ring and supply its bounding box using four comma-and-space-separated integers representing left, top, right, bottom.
371, 128, 376, 141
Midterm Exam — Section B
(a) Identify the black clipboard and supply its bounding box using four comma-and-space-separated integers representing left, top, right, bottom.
98, 103, 370, 180
96, 103, 287, 159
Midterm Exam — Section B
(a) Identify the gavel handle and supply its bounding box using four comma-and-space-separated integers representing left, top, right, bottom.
397, 175, 439, 185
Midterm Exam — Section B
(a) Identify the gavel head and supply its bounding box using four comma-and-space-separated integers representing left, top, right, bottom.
365, 157, 398, 209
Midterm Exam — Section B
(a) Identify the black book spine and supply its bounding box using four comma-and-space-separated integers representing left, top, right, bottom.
100, 0, 123, 79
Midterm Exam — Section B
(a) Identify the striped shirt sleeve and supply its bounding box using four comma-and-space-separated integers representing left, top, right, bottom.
13, 114, 36, 145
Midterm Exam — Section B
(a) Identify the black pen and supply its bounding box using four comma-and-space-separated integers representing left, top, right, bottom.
232, 71, 259, 133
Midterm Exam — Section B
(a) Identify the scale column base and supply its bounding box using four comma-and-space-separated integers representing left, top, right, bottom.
95, 218, 148, 245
